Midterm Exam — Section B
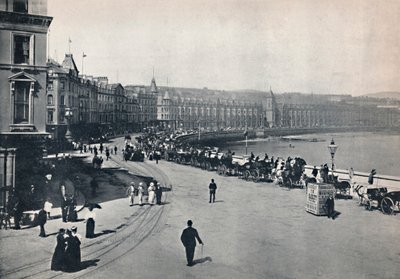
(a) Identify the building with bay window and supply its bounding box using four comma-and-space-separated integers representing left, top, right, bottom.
0, 0, 52, 210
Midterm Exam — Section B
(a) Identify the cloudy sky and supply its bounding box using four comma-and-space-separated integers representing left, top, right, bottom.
48, 0, 400, 95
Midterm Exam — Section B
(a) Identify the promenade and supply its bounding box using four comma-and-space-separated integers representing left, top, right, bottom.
1, 136, 400, 279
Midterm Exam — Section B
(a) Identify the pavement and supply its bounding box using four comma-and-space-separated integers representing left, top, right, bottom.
1, 137, 400, 279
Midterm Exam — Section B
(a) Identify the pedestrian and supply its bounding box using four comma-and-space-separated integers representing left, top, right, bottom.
325, 195, 335, 219
66, 196, 77, 222
71, 226, 82, 267
106, 148, 110, 161
368, 169, 377, 185
85, 207, 96, 238
180, 220, 203, 266
126, 182, 135, 206
312, 166, 318, 178
93, 146, 98, 156
7, 192, 22, 229
37, 207, 47, 237
64, 229, 81, 272
209, 178, 217, 203
114, 145, 118, 155
99, 143, 103, 154
348, 167, 354, 184
90, 177, 99, 197
148, 182, 156, 206
138, 182, 144, 206
156, 182, 163, 205
51, 228, 66, 271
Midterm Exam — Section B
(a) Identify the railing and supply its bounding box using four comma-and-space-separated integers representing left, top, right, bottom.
304, 165, 400, 191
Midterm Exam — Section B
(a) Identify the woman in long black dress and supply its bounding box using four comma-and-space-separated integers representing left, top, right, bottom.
85, 207, 96, 238
51, 228, 66, 271
64, 229, 81, 271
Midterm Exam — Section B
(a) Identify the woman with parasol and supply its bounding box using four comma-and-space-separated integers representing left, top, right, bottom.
84, 203, 101, 238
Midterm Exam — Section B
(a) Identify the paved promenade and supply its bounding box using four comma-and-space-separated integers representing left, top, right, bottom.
1, 137, 400, 279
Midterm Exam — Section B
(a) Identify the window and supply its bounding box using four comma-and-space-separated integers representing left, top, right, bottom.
60, 82, 65, 90
13, 34, 32, 64
14, 0, 28, 13
47, 110, 54, 122
14, 82, 30, 124
60, 95, 65, 106
47, 94, 53, 105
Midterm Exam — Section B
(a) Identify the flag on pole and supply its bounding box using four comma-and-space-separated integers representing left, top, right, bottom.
243, 130, 248, 137
69, 37, 72, 43
83, 52, 87, 58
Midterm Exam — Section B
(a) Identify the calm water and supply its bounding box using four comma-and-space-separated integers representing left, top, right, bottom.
225, 131, 400, 177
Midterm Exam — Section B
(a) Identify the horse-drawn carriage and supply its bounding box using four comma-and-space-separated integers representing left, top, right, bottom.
275, 158, 307, 189
174, 150, 192, 165
355, 185, 400, 215
327, 175, 352, 198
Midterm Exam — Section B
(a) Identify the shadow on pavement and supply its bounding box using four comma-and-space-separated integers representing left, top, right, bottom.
193, 256, 212, 265
79, 259, 100, 270
331, 211, 341, 220
44, 232, 58, 237
214, 200, 224, 203
93, 229, 116, 238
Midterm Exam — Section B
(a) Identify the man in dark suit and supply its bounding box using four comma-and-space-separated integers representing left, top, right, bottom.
209, 179, 217, 203
180, 220, 203, 266
325, 195, 335, 219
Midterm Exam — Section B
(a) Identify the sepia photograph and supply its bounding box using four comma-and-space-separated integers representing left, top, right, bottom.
0, 0, 399, 278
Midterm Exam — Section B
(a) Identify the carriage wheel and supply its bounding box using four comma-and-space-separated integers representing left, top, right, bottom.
206, 162, 212, 171
381, 197, 395, 215
222, 165, 228, 176
251, 169, 260, 182
200, 162, 206, 170
175, 157, 181, 164
244, 170, 251, 181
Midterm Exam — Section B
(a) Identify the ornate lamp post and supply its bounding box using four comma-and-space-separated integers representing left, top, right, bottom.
65, 108, 73, 143
328, 138, 338, 171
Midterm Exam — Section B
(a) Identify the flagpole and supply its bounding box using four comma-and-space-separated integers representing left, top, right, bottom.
82, 52, 86, 74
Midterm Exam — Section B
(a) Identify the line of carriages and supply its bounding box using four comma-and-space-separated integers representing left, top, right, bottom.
164, 148, 306, 189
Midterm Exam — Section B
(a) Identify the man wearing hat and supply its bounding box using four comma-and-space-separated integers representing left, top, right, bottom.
156, 182, 163, 205
368, 169, 377, 185
181, 220, 203, 266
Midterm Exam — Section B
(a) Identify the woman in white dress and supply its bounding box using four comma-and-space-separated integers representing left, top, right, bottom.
126, 182, 135, 206
148, 182, 156, 205
138, 183, 144, 206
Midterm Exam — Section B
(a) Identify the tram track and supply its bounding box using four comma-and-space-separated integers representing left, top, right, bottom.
2, 138, 172, 279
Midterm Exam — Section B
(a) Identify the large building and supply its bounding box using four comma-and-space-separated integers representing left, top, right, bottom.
0, 0, 52, 209
155, 86, 264, 131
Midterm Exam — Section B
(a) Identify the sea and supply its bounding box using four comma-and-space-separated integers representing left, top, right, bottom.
224, 131, 400, 177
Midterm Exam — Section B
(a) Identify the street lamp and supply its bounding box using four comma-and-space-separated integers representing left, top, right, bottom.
328, 138, 338, 171
65, 108, 73, 143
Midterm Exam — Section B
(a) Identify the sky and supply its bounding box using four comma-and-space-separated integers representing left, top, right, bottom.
47, 0, 400, 96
